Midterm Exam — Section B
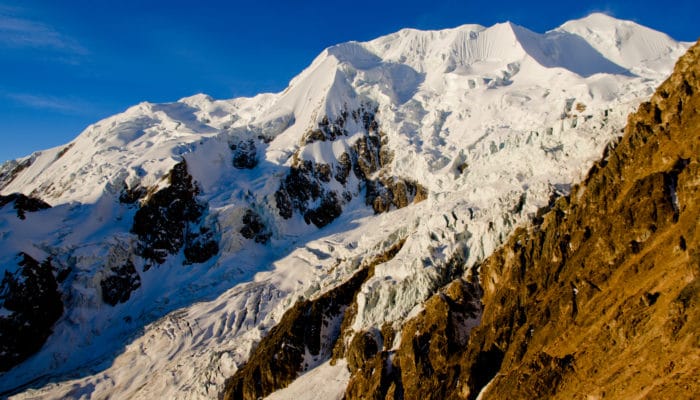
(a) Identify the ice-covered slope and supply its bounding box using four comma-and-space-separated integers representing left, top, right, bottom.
559, 13, 693, 77
0, 14, 689, 399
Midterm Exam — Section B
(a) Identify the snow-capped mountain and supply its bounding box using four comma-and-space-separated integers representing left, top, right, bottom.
0, 13, 690, 399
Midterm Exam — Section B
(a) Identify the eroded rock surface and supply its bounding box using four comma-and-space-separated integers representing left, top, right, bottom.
240, 209, 272, 244
275, 104, 426, 227
0, 253, 63, 372
0, 193, 50, 220
131, 160, 219, 266
100, 260, 141, 306
342, 40, 700, 400
221, 239, 406, 400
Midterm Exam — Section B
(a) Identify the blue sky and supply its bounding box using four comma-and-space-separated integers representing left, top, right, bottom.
1, 0, 698, 163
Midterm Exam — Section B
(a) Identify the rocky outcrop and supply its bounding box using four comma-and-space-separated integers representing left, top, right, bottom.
240, 209, 272, 244
231, 139, 258, 169
100, 260, 141, 306
0, 253, 63, 372
131, 160, 218, 266
300, 104, 379, 146
302, 191, 343, 227
275, 104, 426, 227
184, 224, 219, 264
274, 158, 342, 227
119, 183, 147, 204
342, 40, 700, 399
221, 239, 406, 400
344, 278, 482, 400
0, 193, 50, 220
459, 39, 700, 400
0, 157, 33, 191
366, 176, 428, 214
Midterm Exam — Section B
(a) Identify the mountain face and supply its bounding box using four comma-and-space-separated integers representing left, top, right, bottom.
0, 13, 691, 399
334, 39, 700, 400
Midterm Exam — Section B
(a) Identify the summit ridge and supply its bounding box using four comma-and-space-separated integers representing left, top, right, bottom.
0, 13, 691, 399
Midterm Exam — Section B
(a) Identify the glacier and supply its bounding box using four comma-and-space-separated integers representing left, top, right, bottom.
0, 13, 690, 399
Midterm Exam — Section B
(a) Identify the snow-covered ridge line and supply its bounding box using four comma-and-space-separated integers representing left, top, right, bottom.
0, 13, 690, 399
0, 13, 688, 205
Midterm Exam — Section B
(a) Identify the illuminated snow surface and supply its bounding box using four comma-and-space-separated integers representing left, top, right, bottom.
0, 13, 689, 399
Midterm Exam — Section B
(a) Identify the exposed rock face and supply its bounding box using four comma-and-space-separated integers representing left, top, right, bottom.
0, 157, 33, 191
184, 224, 219, 264
303, 191, 343, 227
274, 158, 342, 227
300, 104, 380, 146
231, 139, 258, 169
366, 176, 427, 214
221, 239, 406, 400
342, 40, 700, 399
345, 278, 482, 400
275, 104, 426, 227
100, 260, 141, 306
0, 193, 50, 219
240, 209, 272, 244
302, 112, 347, 144
119, 183, 147, 204
131, 160, 219, 266
0, 253, 63, 372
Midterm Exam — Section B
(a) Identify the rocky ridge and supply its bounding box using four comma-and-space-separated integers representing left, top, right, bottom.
0, 253, 63, 372
340, 40, 700, 399
0, 14, 691, 399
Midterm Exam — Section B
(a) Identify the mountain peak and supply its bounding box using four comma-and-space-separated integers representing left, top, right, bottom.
574, 11, 628, 24
0, 14, 692, 399
558, 12, 690, 74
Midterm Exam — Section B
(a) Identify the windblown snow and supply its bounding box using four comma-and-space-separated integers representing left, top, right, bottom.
0, 13, 690, 399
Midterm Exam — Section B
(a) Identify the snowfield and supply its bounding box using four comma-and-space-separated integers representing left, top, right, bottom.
0, 13, 690, 399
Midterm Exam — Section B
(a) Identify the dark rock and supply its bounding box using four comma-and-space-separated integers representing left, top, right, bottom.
300, 106, 366, 145
335, 152, 352, 184
222, 239, 407, 400
184, 225, 219, 263
240, 209, 272, 244
100, 260, 141, 306
131, 160, 217, 265
275, 160, 321, 217
0, 157, 33, 190
314, 163, 332, 183
464, 346, 505, 400
0, 253, 63, 372
0, 193, 51, 219
353, 135, 382, 180
274, 159, 334, 222
275, 102, 425, 227
366, 176, 428, 214
301, 129, 328, 144
304, 192, 343, 228
274, 189, 293, 219
346, 331, 379, 373
54, 143, 74, 160
231, 139, 258, 169
119, 183, 147, 204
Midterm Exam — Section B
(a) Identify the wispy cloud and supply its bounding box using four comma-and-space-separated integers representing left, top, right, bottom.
0, 12, 87, 55
4, 92, 92, 114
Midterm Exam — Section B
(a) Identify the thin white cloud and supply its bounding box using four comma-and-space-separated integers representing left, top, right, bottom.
5, 92, 90, 114
0, 13, 87, 55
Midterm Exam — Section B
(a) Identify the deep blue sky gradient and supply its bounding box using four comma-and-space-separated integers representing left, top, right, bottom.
1, 0, 698, 163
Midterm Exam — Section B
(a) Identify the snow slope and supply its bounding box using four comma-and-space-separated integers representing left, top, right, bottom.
0, 13, 689, 399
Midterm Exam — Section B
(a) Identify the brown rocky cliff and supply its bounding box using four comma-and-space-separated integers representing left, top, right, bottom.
344, 40, 700, 399
220, 239, 406, 400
